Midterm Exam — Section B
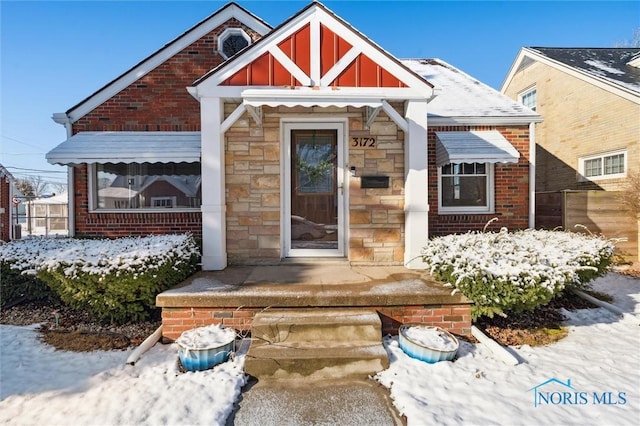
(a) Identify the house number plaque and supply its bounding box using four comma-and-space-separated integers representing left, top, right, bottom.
351, 137, 376, 148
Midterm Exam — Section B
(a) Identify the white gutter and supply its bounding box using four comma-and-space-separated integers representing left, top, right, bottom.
52, 112, 75, 237
126, 325, 163, 365
528, 121, 536, 229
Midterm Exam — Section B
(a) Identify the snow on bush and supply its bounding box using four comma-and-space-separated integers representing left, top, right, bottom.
0, 234, 200, 323
421, 228, 615, 319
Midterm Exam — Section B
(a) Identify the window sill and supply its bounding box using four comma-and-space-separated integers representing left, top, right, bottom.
438, 209, 494, 215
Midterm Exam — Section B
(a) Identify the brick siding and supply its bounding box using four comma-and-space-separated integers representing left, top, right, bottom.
70, 19, 258, 237
160, 304, 472, 342
503, 60, 639, 192
1, 177, 10, 242
428, 125, 531, 236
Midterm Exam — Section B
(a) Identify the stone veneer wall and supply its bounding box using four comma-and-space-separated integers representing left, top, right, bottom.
160, 303, 472, 342
224, 103, 406, 265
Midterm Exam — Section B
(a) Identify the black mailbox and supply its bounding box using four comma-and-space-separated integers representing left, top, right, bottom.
361, 176, 389, 188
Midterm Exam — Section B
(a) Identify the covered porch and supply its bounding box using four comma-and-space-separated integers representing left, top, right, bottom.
156, 262, 472, 342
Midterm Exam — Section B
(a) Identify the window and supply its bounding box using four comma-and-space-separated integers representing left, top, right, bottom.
579, 150, 627, 180
439, 163, 494, 213
90, 163, 201, 211
218, 28, 251, 59
520, 87, 537, 111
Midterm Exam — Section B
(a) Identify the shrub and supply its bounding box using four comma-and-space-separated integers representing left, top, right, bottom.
0, 262, 53, 308
422, 228, 615, 320
0, 238, 65, 307
0, 234, 200, 323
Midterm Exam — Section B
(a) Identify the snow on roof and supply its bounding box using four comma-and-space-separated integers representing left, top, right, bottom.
403, 59, 541, 125
528, 47, 640, 94
31, 193, 68, 205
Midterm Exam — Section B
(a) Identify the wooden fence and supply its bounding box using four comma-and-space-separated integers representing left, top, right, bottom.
536, 191, 639, 262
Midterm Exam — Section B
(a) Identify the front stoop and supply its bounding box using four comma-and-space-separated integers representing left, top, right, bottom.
244, 308, 389, 380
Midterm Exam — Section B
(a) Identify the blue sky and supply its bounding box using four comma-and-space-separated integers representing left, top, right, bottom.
1, 0, 638, 188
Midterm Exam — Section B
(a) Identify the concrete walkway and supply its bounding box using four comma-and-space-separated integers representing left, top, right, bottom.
227, 377, 405, 426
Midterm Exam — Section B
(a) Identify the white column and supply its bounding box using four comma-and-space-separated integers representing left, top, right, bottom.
200, 97, 227, 270
404, 100, 429, 269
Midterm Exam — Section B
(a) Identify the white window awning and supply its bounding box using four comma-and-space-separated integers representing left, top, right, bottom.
46, 132, 201, 166
435, 130, 520, 167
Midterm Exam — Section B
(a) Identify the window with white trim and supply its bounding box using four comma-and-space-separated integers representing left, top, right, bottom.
439, 163, 494, 214
519, 87, 537, 111
218, 28, 251, 59
579, 150, 627, 181
90, 163, 201, 211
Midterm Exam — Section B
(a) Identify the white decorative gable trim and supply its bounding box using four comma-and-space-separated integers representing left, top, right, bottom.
56, 3, 271, 124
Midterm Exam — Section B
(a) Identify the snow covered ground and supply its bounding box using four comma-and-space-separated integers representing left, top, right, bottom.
1, 272, 638, 426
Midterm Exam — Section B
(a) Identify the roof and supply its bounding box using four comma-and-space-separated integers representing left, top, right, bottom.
501, 47, 640, 103
55, 2, 272, 124
403, 59, 542, 126
0, 164, 15, 182
31, 193, 68, 205
46, 132, 201, 166
528, 47, 640, 93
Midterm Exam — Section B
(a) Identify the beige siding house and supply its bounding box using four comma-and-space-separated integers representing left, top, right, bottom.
502, 47, 640, 261
502, 47, 640, 192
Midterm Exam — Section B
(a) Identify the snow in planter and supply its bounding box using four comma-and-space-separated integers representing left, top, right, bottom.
176, 324, 236, 350
403, 326, 458, 351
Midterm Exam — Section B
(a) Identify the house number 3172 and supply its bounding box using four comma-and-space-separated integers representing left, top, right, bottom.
352, 137, 376, 147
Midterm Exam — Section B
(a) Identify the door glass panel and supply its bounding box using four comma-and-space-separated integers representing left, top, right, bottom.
291, 130, 338, 250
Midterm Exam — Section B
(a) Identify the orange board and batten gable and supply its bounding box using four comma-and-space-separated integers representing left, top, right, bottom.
221, 23, 407, 88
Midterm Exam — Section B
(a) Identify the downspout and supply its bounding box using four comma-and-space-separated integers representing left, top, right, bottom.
52, 113, 75, 237
528, 121, 536, 229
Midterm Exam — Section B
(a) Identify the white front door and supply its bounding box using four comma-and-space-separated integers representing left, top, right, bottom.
283, 121, 346, 257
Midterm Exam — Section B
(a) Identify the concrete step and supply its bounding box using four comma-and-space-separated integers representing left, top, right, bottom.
245, 308, 389, 380
250, 308, 382, 344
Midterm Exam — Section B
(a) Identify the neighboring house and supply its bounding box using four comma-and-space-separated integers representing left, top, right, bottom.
0, 164, 16, 242
502, 47, 640, 261
24, 193, 69, 237
501, 47, 640, 192
46, 1, 540, 270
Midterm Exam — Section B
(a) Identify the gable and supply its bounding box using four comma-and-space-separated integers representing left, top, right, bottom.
219, 22, 407, 88
193, 2, 432, 97
502, 47, 640, 104
56, 2, 272, 124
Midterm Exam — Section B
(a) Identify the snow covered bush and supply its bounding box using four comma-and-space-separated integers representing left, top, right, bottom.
0, 256, 53, 308
0, 234, 200, 323
421, 228, 615, 319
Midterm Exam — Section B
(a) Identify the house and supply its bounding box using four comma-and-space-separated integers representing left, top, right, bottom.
24, 193, 69, 237
501, 47, 640, 260
46, 2, 540, 271
0, 164, 16, 242
502, 47, 640, 192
